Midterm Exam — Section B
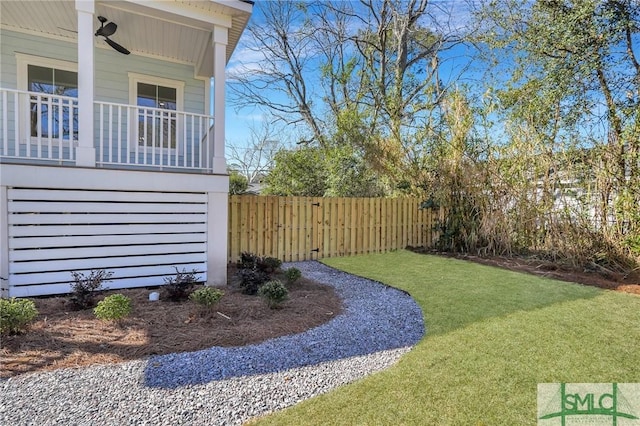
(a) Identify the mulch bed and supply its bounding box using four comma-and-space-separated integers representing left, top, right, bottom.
411, 249, 640, 295
0, 266, 343, 379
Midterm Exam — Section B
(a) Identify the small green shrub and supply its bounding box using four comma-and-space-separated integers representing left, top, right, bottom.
189, 287, 224, 308
69, 269, 113, 309
236, 252, 283, 295
93, 294, 132, 322
0, 298, 38, 335
258, 280, 289, 309
164, 267, 200, 301
284, 267, 302, 285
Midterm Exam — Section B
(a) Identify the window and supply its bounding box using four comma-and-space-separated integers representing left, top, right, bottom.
137, 82, 177, 148
16, 56, 79, 141
129, 73, 184, 152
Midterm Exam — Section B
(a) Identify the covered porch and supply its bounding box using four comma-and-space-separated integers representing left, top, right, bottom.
0, 0, 253, 174
0, 0, 253, 297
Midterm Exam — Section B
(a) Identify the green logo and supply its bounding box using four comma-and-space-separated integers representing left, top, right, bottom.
538, 383, 640, 425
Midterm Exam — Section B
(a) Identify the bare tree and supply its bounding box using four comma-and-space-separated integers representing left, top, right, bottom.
229, 0, 328, 146
227, 121, 287, 184
229, 0, 472, 192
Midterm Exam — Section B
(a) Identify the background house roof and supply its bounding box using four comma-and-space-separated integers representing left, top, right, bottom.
0, 0, 252, 78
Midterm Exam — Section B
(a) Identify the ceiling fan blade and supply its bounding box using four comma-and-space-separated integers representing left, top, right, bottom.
101, 22, 118, 37
104, 37, 130, 55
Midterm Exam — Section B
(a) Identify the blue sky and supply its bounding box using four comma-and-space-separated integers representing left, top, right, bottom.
223, 0, 639, 155
223, 0, 479, 152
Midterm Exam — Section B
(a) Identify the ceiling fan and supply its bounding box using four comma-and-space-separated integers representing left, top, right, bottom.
95, 16, 130, 55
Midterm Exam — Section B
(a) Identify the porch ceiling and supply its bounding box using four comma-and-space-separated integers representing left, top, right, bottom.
0, 0, 252, 78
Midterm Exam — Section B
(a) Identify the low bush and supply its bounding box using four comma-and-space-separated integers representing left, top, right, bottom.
236, 252, 286, 295
284, 267, 302, 285
0, 298, 38, 335
69, 269, 113, 309
238, 252, 260, 270
258, 280, 289, 309
237, 252, 282, 273
94, 294, 132, 323
238, 268, 270, 295
189, 287, 224, 308
164, 267, 200, 301
259, 257, 282, 274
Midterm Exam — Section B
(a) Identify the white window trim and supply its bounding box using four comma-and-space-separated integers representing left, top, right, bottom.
15, 54, 78, 146
128, 72, 185, 155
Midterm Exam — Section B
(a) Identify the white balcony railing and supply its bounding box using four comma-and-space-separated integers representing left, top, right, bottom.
96, 101, 214, 171
0, 88, 78, 163
0, 88, 215, 172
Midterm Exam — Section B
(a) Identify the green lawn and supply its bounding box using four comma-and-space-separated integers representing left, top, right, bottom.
251, 250, 640, 425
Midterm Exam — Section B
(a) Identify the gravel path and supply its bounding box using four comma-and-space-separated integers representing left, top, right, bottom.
0, 261, 425, 425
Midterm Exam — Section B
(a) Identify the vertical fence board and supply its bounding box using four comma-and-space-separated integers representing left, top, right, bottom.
350, 198, 358, 256
322, 198, 331, 258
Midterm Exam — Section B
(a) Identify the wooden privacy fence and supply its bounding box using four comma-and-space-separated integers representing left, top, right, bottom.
228, 196, 438, 263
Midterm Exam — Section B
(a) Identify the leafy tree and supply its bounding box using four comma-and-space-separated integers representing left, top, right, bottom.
263, 144, 386, 197
229, 170, 249, 195
475, 0, 640, 254
263, 147, 328, 196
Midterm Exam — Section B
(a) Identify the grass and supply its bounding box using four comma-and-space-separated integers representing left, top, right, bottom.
250, 250, 640, 425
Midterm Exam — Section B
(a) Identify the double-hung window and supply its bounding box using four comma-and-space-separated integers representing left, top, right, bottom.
137, 83, 177, 149
27, 65, 78, 139
17, 54, 79, 143
129, 73, 184, 152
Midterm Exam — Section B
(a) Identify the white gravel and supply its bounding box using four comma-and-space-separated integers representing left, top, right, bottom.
0, 261, 425, 425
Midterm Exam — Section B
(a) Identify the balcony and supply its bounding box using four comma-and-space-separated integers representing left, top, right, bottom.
0, 88, 216, 172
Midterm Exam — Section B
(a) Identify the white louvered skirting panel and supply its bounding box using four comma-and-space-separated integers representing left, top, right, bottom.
7, 188, 208, 297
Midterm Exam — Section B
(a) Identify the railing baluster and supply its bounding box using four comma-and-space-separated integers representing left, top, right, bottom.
181, 112, 187, 168
142, 108, 148, 165
45, 95, 52, 159
70, 101, 76, 161
190, 117, 202, 171
117, 105, 122, 164
99, 103, 104, 166
188, 114, 193, 168
55, 98, 63, 161
13, 92, 20, 158
108, 104, 113, 164
129, 105, 135, 165
199, 116, 204, 170
2, 91, 7, 156
151, 108, 156, 166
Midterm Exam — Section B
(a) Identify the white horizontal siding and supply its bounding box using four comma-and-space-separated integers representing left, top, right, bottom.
10, 241, 206, 260
9, 223, 208, 237
9, 188, 206, 203
12, 233, 206, 250
7, 187, 209, 296
9, 271, 209, 298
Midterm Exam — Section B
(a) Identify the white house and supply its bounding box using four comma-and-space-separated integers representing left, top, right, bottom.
0, 0, 253, 297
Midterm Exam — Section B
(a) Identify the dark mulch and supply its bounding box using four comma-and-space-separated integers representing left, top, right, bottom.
409, 248, 640, 295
